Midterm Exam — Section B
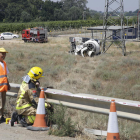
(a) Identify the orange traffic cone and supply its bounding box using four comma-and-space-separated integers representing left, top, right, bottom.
27, 88, 49, 131
107, 99, 120, 140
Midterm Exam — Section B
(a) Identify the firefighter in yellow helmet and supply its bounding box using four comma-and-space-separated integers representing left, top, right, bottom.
11, 67, 52, 127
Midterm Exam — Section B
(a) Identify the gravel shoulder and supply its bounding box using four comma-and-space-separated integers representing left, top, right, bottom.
0, 123, 77, 140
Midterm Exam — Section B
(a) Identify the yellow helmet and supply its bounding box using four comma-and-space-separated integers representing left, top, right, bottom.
27, 67, 44, 80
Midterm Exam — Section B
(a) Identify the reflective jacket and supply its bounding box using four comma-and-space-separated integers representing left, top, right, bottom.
16, 81, 40, 110
16, 81, 49, 112
0, 61, 8, 92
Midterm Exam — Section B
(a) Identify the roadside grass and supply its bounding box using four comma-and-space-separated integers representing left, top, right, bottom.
1, 37, 140, 139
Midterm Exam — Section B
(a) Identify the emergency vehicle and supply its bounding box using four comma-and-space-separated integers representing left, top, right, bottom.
22, 27, 48, 43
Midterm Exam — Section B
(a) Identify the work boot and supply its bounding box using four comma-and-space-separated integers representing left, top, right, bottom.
11, 112, 18, 126
0, 115, 6, 123
18, 115, 28, 127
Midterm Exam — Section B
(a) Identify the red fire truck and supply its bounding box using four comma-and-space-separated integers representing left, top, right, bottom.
22, 27, 48, 43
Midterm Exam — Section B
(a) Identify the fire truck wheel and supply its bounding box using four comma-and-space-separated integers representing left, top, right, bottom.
24, 39, 27, 42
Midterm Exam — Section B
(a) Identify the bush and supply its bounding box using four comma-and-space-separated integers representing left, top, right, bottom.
48, 103, 77, 137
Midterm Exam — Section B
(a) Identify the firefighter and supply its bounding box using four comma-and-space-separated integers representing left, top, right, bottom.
11, 67, 53, 127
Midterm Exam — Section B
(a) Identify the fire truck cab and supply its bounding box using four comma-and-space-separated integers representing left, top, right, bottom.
22, 27, 48, 43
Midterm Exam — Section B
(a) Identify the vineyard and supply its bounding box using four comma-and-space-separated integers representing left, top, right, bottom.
0, 17, 135, 33
0, 19, 122, 33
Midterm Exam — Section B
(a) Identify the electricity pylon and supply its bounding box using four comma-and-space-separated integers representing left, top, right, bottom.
102, 0, 126, 56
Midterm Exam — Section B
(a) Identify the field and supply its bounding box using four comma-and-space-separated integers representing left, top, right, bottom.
1, 34, 140, 139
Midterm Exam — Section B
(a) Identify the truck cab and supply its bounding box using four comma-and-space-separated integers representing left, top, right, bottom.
22, 29, 30, 42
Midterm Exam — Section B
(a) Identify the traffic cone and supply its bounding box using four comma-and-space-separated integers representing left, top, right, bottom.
107, 99, 120, 140
27, 88, 49, 131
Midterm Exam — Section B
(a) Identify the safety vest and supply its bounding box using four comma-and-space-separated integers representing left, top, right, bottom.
16, 82, 32, 110
0, 61, 8, 92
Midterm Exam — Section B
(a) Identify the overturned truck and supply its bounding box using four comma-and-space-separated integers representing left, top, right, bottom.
69, 37, 101, 57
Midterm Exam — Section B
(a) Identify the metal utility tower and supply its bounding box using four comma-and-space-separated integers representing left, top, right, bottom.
102, 0, 126, 56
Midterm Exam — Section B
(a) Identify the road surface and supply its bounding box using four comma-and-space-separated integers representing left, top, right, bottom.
0, 123, 77, 140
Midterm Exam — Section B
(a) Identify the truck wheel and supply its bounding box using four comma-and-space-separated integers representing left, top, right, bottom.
24, 39, 27, 42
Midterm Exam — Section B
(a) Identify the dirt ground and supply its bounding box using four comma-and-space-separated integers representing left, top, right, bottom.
0, 123, 78, 140
0, 122, 101, 140
0, 39, 23, 45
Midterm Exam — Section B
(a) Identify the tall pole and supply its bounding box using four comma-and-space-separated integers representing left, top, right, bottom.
138, 0, 140, 40
102, 0, 125, 55
127, 17, 130, 40
127, 17, 128, 40
83, 11, 86, 20
102, 0, 108, 52
138, 13, 139, 40
120, 0, 126, 56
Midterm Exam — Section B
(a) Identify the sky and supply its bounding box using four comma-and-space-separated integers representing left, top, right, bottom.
51, 0, 139, 12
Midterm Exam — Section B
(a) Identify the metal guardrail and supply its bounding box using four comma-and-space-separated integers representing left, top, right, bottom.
7, 83, 140, 122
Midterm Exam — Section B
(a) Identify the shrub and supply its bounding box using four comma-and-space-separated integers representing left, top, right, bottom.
95, 69, 121, 81
48, 103, 77, 137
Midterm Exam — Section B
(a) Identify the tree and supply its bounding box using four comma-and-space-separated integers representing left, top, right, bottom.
0, 0, 92, 22
20, 11, 32, 22
54, 9, 64, 20
61, 0, 88, 11
0, 0, 8, 22
5, 3, 22, 22
55, 0, 89, 20
90, 10, 103, 20
68, 6, 82, 20
39, 0, 62, 21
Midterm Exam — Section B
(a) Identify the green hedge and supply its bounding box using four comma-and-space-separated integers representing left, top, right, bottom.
0, 20, 103, 33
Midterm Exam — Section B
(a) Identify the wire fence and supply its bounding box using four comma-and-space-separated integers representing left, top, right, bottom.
47, 26, 108, 40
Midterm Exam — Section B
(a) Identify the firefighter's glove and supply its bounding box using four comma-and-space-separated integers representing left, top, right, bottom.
45, 104, 53, 116
46, 103, 51, 108
46, 103, 53, 109
47, 104, 54, 113
32, 99, 38, 109
35, 80, 40, 88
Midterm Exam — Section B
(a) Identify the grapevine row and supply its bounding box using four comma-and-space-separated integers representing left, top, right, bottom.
0, 20, 103, 33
